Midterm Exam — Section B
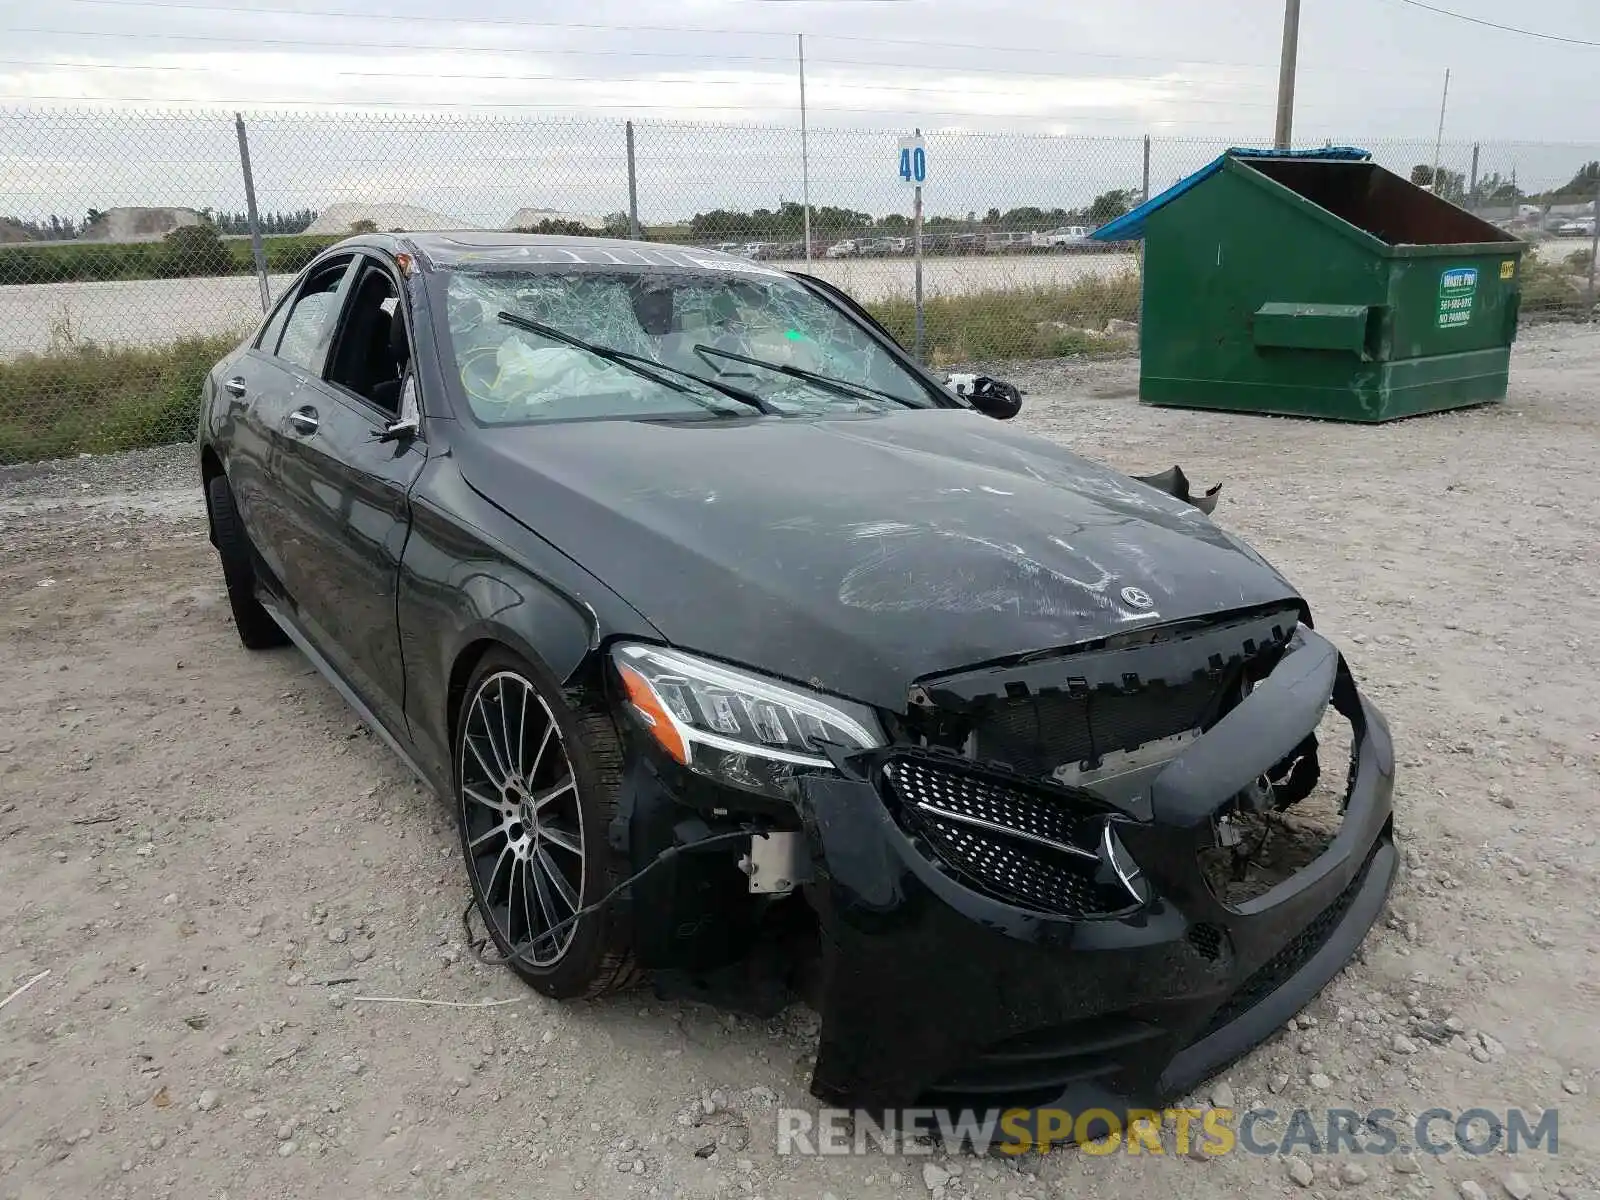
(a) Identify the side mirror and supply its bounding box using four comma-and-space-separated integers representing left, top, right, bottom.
946, 374, 1023, 420
375, 373, 422, 443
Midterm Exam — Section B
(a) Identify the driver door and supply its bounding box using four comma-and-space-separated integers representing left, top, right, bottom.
271, 253, 425, 738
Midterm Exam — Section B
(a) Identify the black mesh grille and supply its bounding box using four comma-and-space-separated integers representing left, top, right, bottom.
1197, 844, 1380, 1039
883, 758, 1132, 918
973, 676, 1229, 778
1187, 922, 1226, 963
888, 756, 1102, 850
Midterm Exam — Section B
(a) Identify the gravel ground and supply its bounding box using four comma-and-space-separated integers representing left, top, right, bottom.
2, 326, 1598, 1200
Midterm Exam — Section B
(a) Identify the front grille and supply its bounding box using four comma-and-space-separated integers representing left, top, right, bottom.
883, 757, 1134, 918
1197, 843, 1381, 1039
973, 676, 1229, 778
925, 1016, 1164, 1107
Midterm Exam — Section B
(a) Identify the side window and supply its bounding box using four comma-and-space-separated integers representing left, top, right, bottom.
255, 290, 293, 353
276, 259, 352, 374
325, 261, 407, 414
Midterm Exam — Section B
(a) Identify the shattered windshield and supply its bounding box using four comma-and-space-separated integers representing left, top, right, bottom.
442, 266, 933, 425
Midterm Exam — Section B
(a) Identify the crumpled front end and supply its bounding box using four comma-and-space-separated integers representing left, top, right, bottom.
796, 614, 1397, 1113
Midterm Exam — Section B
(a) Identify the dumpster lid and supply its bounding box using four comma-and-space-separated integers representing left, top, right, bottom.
1089, 146, 1372, 242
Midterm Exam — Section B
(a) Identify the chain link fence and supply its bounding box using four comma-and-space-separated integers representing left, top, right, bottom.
2, 106, 1597, 464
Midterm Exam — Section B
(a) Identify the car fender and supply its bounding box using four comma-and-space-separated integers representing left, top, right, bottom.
398, 455, 663, 789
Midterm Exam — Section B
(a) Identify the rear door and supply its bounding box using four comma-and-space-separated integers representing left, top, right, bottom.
271, 252, 424, 738
216, 273, 302, 583
240, 256, 358, 586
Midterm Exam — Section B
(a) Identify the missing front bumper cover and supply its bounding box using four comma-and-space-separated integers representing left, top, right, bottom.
795, 628, 1396, 1113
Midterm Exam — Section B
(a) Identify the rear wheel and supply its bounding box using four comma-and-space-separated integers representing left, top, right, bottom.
455, 648, 637, 998
205, 474, 288, 650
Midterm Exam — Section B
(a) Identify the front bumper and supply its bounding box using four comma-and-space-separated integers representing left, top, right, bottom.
796, 628, 1396, 1112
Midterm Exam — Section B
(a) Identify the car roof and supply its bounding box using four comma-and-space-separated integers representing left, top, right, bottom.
336, 231, 777, 275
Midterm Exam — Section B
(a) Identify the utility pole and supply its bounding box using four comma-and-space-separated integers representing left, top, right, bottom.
798, 33, 812, 268
1430, 68, 1451, 196
1273, 0, 1301, 149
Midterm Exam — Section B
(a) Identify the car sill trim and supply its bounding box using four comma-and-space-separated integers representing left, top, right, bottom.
258, 596, 437, 794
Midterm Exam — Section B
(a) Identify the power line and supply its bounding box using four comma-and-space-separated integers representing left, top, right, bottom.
1385, 0, 1600, 47
0, 59, 1306, 108
3, 25, 1447, 82
28, 0, 1423, 73
0, 91, 1303, 129
2, 28, 1216, 76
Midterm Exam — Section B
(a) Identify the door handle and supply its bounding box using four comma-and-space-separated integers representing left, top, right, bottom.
287, 407, 320, 436
224, 377, 247, 397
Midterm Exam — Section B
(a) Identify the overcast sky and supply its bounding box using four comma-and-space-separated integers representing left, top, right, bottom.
2, 0, 1597, 221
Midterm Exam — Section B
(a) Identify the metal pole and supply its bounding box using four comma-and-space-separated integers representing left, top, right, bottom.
913, 126, 924, 363
1587, 177, 1599, 316
1273, 0, 1301, 149
1142, 135, 1151, 204
234, 112, 270, 312
799, 33, 812, 268
625, 121, 641, 240
1469, 142, 1480, 210
1430, 68, 1450, 196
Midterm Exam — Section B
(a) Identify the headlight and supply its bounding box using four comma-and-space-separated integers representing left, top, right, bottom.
612, 642, 885, 798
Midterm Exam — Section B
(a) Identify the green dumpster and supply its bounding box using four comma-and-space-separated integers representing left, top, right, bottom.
1091, 147, 1527, 422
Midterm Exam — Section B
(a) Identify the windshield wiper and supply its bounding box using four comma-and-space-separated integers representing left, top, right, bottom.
599, 348, 776, 415
692, 344, 920, 409
495, 312, 765, 416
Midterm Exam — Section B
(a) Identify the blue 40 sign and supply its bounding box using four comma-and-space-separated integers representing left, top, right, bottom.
897, 135, 927, 186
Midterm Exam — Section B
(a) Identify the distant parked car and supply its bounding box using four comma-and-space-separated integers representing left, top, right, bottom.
1033, 226, 1092, 250
984, 231, 1035, 253
824, 239, 859, 259
1555, 218, 1595, 237
947, 232, 981, 254
740, 242, 772, 259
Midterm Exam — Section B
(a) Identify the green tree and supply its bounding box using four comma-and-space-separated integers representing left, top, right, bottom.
510, 219, 599, 236
348, 218, 379, 234
1475, 172, 1519, 203
160, 223, 233, 277
1086, 189, 1138, 224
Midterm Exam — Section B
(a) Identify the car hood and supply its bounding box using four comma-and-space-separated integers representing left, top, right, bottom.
455, 408, 1301, 712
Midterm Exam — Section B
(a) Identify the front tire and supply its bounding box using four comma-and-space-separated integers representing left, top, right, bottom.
205, 474, 288, 650
455, 649, 637, 998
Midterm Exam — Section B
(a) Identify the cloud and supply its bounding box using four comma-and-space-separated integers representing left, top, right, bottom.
1, 0, 1597, 221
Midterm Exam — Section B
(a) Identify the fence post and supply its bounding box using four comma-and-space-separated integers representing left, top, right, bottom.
1587, 177, 1599, 317
912, 127, 925, 364
234, 113, 271, 313
1142, 135, 1151, 204
626, 121, 641, 240
798, 33, 812, 268
1468, 142, 1480, 210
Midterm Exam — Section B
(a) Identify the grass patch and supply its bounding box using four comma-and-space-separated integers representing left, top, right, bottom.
0, 329, 242, 464
1519, 255, 1594, 319
0, 233, 342, 285
867, 273, 1141, 364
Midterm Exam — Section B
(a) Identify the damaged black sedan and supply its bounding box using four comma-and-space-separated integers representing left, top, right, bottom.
197, 233, 1396, 1117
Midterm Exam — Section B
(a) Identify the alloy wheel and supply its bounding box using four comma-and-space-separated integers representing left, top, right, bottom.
459, 671, 587, 967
